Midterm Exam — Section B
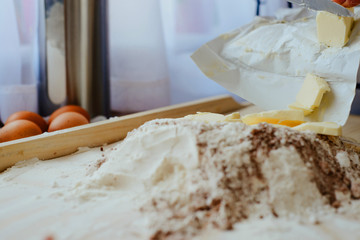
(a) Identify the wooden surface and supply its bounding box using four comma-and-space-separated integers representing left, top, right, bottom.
0, 95, 359, 172
0, 95, 242, 172
343, 114, 360, 142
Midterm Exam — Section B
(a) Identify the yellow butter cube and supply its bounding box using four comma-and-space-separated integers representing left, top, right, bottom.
289, 74, 330, 115
316, 10, 354, 47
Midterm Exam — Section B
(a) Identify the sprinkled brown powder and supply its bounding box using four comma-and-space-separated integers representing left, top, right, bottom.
131, 119, 360, 239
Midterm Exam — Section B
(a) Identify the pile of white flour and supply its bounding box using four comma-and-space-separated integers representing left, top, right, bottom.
1, 119, 360, 240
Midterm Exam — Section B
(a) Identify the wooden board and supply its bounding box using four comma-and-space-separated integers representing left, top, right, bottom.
343, 114, 360, 142
0, 95, 243, 172
0, 95, 359, 172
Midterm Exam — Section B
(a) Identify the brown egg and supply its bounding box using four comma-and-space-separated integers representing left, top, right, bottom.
5, 111, 47, 132
48, 105, 90, 125
48, 112, 89, 132
0, 119, 42, 143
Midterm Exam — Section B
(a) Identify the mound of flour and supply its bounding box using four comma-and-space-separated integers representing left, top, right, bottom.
88, 119, 360, 239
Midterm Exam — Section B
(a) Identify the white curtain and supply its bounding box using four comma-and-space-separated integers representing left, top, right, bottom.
0, 0, 38, 122
109, 0, 288, 113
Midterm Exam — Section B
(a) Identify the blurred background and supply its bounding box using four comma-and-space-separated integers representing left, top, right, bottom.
0, 0, 292, 122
